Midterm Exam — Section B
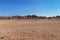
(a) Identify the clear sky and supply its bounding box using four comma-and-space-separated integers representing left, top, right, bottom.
0, 0, 60, 16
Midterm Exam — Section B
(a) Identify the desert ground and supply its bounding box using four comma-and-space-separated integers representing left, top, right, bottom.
0, 19, 60, 40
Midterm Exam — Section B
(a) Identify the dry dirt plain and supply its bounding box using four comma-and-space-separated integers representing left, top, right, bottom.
0, 19, 60, 40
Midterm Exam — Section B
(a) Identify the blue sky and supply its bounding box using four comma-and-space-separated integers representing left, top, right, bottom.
0, 0, 60, 16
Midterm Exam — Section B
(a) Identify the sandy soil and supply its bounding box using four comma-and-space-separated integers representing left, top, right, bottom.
0, 19, 60, 40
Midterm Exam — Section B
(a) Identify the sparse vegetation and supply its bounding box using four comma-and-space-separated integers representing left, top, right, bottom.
0, 15, 60, 19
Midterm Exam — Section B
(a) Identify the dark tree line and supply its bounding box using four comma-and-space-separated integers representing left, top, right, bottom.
0, 15, 60, 19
